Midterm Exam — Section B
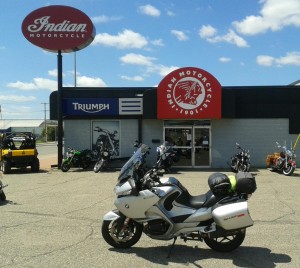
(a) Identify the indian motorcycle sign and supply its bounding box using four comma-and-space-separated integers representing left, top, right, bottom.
157, 67, 222, 119
22, 5, 95, 53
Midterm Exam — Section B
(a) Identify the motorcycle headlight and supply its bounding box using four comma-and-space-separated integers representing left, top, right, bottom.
114, 179, 135, 196
103, 152, 109, 157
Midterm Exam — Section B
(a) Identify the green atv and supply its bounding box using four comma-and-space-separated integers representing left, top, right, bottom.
0, 132, 40, 174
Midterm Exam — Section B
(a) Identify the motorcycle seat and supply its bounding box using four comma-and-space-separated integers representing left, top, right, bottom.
176, 190, 217, 209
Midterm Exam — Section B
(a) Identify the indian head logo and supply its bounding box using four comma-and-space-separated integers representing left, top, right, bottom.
157, 67, 222, 119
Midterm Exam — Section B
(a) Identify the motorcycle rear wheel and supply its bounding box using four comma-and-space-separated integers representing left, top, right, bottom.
101, 219, 143, 248
81, 158, 91, 169
204, 230, 246, 252
283, 165, 295, 176
61, 162, 71, 172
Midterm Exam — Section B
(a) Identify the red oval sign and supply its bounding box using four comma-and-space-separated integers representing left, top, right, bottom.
22, 5, 95, 53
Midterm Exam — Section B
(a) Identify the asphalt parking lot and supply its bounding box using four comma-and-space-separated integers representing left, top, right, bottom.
0, 165, 299, 268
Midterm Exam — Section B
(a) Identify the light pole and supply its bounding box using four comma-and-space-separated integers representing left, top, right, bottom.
41, 102, 48, 142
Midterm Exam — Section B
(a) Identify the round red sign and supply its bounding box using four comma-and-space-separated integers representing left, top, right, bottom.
22, 5, 95, 53
157, 67, 222, 119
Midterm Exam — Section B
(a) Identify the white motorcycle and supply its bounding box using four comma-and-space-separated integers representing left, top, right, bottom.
101, 144, 257, 254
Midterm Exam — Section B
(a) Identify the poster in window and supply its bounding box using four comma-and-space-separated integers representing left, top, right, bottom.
92, 121, 120, 157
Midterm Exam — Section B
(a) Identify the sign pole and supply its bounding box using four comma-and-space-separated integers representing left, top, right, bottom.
57, 50, 63, 168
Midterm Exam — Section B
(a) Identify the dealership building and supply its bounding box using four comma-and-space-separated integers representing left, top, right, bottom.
50, 67, 300, 169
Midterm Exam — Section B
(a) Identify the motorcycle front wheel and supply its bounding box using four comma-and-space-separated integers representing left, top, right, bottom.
283, 164, 295, 176
101, 219, 143, 248
0, 191, 6, 201
94, 159, 107, 173
238, 163, 250, 172
204, 230, 246, 252
61, 162, 71, 172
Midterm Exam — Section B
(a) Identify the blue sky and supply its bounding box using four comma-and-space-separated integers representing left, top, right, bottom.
1, 0, 300, 119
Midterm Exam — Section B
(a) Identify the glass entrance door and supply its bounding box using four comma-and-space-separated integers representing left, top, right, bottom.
164, 125, 210, 167
194, 127, 210, 166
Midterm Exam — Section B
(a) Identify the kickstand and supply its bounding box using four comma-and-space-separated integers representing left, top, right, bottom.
167, 237, 177, 258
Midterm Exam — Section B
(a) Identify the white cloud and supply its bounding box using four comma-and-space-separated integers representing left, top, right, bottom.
7, 78, 57, 91
138, 4, 161, 17
33, 78, 58, 91
257, 55, 275, 66
120, 53, 156, 66
199, 25, 217, 38
151, 39, 164, 46
120, 53, 179, 79
76, 76, 107, 87
219, 57, 231, 63
7, 81, 37, 90
0, 95, 36, 102
167, 10, 175, 17
93, 29, 148, 49
91, 15, 122, 24
171, 30, 189, 41
233, 0, 300, 35
257, 51, 300, 66
7, 73, 106, 91
48, 69, 58, 77
199, 25, 248, 47
154, 65, 179, 77
121, 75, 144, 82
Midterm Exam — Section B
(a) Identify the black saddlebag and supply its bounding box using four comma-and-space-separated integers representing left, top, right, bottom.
208, 173, 232, 196
235, 172, 257, 194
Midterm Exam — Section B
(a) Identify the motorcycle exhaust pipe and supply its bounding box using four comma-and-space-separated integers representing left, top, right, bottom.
206, 228, 245, 239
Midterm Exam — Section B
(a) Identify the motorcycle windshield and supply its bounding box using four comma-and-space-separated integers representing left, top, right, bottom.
117, 144, 149, 182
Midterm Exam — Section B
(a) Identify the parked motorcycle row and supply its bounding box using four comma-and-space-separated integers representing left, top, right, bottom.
60, 136, 298, 177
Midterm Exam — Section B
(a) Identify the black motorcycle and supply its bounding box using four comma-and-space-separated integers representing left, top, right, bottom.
156, 142, 181, 172
229, 143, 251, 173
93, 141, 111, 172
0, 179, 7, 201
94, 141, 140, 173
61, 148, 93, 172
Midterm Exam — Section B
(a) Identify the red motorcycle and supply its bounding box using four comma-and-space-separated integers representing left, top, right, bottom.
266, 142, 296, 176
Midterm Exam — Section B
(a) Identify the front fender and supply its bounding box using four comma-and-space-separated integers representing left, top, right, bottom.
62, 158, 71, 164
103, 210, 120, 221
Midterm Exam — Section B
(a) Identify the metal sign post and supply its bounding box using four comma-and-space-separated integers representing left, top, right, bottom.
57, 51, 63, 168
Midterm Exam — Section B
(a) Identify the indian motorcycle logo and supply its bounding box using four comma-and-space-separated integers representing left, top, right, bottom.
157, 67, 222, 119
22, 5, 95, 53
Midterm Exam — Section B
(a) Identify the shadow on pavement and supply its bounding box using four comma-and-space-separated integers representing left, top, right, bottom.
110, 244, 291, 268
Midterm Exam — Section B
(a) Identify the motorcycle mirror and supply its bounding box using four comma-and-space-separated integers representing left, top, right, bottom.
276, 142, 281, 148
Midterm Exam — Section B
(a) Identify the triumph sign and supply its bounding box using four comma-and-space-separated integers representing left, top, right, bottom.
63, 98, 143, 116
22, 5, 95, 52
157, 67, 222, 119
